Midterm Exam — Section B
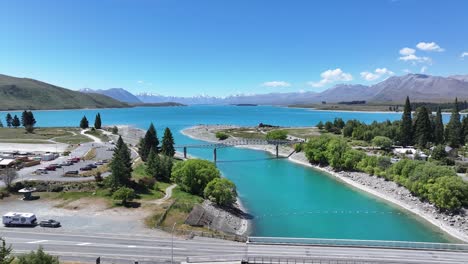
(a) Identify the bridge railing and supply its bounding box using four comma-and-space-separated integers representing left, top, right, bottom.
248, 236, 468, 252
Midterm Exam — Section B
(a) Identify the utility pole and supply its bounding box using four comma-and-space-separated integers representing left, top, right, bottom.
171, 222, 176, 264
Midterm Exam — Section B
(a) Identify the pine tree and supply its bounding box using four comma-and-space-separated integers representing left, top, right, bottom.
109, 136, 132, 190
139, 123, 159, 161
0, 120, 3, 128
445, 98, 462, 148
400, 96, 413, 146
413, 106, 432, 148
80, 116, 89, 129
21, 111, 37, 133
461, 115, 468, 145
94, 113, 102, 129
0, 237, 14, 264
11, 115, 20, 128
5, 113, 12, 128
433, 107, 445, 145
161, 127, 175, 157
145, 149, 161, 179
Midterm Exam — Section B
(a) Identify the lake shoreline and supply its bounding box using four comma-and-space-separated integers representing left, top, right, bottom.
182, 124, 468, 243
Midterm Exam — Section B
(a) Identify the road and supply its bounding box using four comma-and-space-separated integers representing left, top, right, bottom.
3, 229, 468, 263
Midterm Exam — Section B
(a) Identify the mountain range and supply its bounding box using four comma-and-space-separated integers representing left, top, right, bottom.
80, 88, 142, 104
125, 74, 468, 105
0, 74, 128, 110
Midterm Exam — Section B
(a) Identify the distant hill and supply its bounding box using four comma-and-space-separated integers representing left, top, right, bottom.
0, 74, 129, 110
80, 88, 142, 104
133, 102, 186, 107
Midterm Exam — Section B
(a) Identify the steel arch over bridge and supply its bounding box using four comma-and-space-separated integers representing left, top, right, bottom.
175, 139, 303, 161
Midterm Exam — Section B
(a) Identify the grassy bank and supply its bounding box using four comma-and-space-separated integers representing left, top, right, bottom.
0, 127, 92, 144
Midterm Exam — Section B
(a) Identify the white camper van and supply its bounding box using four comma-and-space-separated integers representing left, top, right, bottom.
2, 212, 37, 227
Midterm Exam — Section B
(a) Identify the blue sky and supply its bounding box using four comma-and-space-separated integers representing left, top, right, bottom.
1, 0, 468, 96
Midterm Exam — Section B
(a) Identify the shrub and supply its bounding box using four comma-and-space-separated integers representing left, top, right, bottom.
215, 132, 229, 140
204, 178, 237, 206
372, 136, 393, 150
17, 246, 59, 264
265, 130, 288, 140
112, 187, 135, 205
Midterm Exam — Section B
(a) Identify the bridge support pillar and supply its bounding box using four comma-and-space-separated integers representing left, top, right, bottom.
276, 145, 279, 158
183, 147, 187, 159
213, 148, 217, 162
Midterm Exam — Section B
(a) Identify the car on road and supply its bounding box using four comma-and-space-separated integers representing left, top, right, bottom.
39, 219, 61, 228
65, 170, 79, 175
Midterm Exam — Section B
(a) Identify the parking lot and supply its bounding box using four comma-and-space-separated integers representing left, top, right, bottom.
17, 142, 118, 182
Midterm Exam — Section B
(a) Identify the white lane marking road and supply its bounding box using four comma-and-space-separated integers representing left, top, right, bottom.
76, 242, 91, 246
27, 240, 48, 244
127, 245, 136, 248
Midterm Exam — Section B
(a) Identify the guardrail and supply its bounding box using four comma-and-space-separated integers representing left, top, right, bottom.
248, 236, 468, 252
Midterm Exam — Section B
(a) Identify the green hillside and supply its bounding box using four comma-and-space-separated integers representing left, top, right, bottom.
0, 74, 129, 110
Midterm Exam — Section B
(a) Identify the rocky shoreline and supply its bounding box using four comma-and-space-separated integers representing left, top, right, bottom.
182, 124, 468, 243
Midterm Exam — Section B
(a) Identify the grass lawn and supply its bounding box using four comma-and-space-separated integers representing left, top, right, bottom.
0, 127, 93, 144
85, 129, 110, 142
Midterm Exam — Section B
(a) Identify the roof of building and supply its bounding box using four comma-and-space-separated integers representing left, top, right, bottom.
0, 159, 15, 165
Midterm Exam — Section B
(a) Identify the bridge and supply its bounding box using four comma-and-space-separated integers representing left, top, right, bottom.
175, 139, 302, 162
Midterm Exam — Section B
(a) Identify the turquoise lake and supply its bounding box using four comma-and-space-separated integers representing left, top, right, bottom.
3, 106, 457, 242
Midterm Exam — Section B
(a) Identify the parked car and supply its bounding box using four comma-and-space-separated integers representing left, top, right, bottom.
101, 159, 109, 163
65, 170, 79, 175
60, 161, 72, 166
88, 164, 97, 168
39, 219, 61, 228
95, 161, 104, 165
79, 166, 92, 171
35, 169, 48, 174
51, 163, 62, 168
67, 157, 81, 163
45, 165, 56, 171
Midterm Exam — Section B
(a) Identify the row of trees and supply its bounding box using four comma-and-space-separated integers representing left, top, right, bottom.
139, 123, 175, 161
1, 111, 37, 132
303, 134, 468, 211
326, 97, 468, 149
79, 113, 102, 129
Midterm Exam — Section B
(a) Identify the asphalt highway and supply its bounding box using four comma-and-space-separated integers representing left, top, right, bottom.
2, 229, 468, 263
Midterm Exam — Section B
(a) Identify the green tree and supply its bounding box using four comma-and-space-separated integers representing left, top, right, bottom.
342, 149, 365, 171
0, 237, 14, 264
215, 131, 229, 140
304, 134, 333, 165
94, 113, 102, 129
371, 136, 393, 150
204, 178, 237, 206
325, 137, 350, 170
430, 145, 447, 162
171, 159, 221, 196
5, 113, 12, 128
413, 106, 432, 147
145, 149, 161, 179
316, 121, 324, 130
17, 246, 59, 264
112, 187, 135, 205
265, 130, 288, 140
445, 98, 462, 148
79, 115, 89, 129
108, 136, 132, 189
333, 118, 345, 129
428, 176, 468, 211
433, 107, 444, 145
139, 123, 159, 161
111, 126, 119, 134
11, 115, 20, 128
400, 96, 413, 146
461, 115, 468, 145
161, 127, 175, 157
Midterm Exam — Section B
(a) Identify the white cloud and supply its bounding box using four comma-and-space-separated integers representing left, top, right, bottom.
360, 68, 394, 81
400, 47, 415, 56
420, 66, 428, 73
308, 68, 353, 87
461, 52, 468, 59
137, 80, 144, 84
261, 81, 291, 88
402, 69, 411, 73
416, 42, 444, 52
